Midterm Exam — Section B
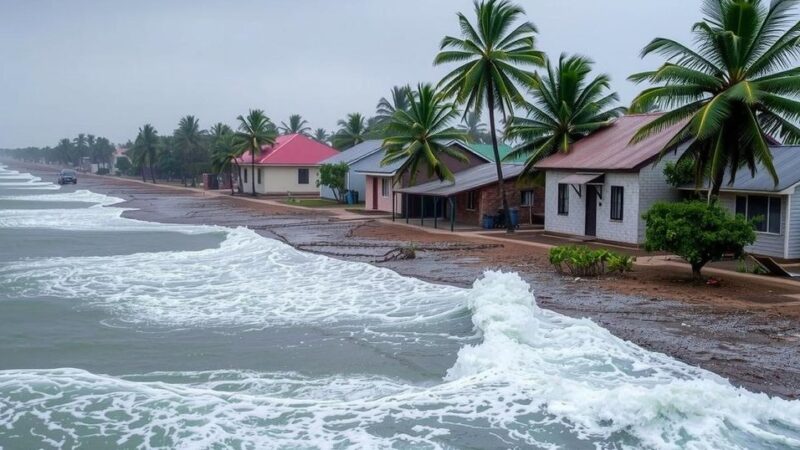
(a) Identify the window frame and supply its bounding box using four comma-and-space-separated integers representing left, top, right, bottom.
521, 190, 534, 207
557, 184, 569, 215
466, 190, 477, 211
297, 168, 310, 185
735, 194, 782, 235
243, 168, 248, 183
257, 168, 262, 184
381, 178, 389, 197
610, 186, 624, 221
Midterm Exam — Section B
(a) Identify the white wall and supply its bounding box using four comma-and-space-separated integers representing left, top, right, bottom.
240, 165, 320, 195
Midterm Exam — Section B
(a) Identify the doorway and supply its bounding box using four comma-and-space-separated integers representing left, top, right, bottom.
585, 185, 597, 236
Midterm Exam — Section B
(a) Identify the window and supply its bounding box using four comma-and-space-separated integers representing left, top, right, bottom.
257, 169, 262, 184
557, 184, 569, 215
298, 168, 309, 185
243, 168, 248, 183
466, 190, 477, 210
735, 195, 782, 234
610, 186, 624, 221
381, 178, 389, 197
521, 190, 534, 206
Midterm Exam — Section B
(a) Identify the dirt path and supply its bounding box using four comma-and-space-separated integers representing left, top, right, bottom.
7, 160, 800, 399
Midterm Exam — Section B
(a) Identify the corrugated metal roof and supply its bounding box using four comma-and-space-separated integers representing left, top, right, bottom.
351, 148, 405, 175
464, 142, 523, 163
395, 163, 525, 197
680, 146, 800, 193
535, 114, 688, 171
236, 134, 339, 166
319, 140, 383, 165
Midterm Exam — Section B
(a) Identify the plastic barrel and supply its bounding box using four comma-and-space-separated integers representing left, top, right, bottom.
482, 215, 494, 229
509, 208, 520, 228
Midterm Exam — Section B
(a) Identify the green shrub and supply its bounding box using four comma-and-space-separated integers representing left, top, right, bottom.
663, 158, 696, 188
549, 245, 633, 277
643, 200, 756, 279
96, 168, 110, 175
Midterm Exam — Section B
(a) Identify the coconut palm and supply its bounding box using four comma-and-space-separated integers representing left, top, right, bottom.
209, 123, 233, 143
313, 128, 329, 143
55, 138, 74, 166
133, 124, 159, 183
458, 112, 490, 144
279, 114, 312, 135
506, 54, 626, 176
211, 132, 240, 195
174, 115, 206, 187
333, 113, 368, 149
629, 0, 800, 201
375, 85, 413, 126
381, 83, 468, 183
435, 0, 544, 232
235, 109, 277, 196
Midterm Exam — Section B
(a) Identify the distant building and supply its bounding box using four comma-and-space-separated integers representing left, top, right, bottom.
236, 134, 339, 195
318, 140, 384, 202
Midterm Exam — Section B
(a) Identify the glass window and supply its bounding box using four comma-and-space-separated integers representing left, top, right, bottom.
735, 196, 747, 216
466, 190, 477, 210
521, 190, 534, 206
610, 186, 624, 221
243, 168, 248, 183
298, 168, 309, 184
769, 197, 782, 234
557, 184, 569, 215
257, 169, 262, 184
748, 196, 769, 232
381, 178, 389, 197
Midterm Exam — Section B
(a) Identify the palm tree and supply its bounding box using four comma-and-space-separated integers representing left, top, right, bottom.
55, 138, 74, 166
506, 54, 626, 176
458, 112, 490, 144
209, 123, 233, 143
211, 132, 240, 195
174, 115, 206, 187
375, 85, 412, 126
313, 128, 329, 143
133, 124, 159, 183
333, 113, 368, 149
235, 109, 277, 196
629, 0, 800, 201
381, 83, 468, 183
73, 133, 88, 167
279, 114, 312, 135
435, 0, 544, 232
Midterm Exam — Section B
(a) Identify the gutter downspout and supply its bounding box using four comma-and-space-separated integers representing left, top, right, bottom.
785, 194, 792, 259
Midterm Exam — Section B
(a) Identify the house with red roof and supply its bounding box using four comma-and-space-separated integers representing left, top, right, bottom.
534, 114, 689, 245
236, 134, 339, 195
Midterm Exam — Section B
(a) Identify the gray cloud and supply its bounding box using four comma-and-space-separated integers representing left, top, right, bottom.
0, 0, 700, 148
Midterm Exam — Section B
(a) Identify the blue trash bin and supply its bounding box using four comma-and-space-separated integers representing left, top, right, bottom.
482, 214, 494, 229
509, 208, 520, 228
345, 191, 354, 204
352, 191, 359, 204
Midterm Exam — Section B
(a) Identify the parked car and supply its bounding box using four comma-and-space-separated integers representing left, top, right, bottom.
57, 169, 77, 185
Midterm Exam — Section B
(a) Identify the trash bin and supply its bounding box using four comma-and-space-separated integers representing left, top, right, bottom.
509, 208, 520, 228
352, 191, 359, 204
345, 190, 354, 204
482, 214, 494, 229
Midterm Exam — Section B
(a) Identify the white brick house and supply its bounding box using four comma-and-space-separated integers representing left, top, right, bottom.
535, 114, 686, 245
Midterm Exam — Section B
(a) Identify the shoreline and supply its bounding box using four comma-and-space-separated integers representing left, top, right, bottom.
5, 160, 800, 399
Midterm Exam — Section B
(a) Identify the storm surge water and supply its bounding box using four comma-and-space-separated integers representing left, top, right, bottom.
1, 165, 799, 449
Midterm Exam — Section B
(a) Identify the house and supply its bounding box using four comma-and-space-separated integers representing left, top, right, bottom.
352, 141, 491, 214
318, 140, 383, 202
679, 146, 800, 259
237, 134, 339, 195
534, 114, 687, 244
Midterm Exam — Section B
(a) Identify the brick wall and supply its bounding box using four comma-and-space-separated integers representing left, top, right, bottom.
453, 180, 543, 226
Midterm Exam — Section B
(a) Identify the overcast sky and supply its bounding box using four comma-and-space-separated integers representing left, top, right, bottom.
0, 0, 702, 148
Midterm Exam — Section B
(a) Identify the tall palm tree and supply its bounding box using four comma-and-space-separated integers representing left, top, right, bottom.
313, 128, 329, 143
55, 138, 74, 166
333, 113, 368, 149
629, 0, 800, 201
375, 85, 412, 126
209, 123, 233, 143
174, 115, 206, 187
435, 0, 544, 232
235, 109, 277, 196
458, 112, 490, 144
73, 133, 88, 166
279, 114, 312, 135
506, 54, 626, 176
381, 83, 468, 183
133, 124, 159, 183
211, 132, 240, 195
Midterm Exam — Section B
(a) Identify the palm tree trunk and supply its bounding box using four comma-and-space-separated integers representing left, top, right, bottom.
251, 160, 256, 197
149, 156, 156, 184
486, 79, 514, 233
141, 165, 146, 182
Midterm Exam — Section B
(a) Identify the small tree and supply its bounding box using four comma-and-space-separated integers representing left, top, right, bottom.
662, 158, 695, 188
317, 162, 349, 203
643, 201, 756, 280
115, 157, 132, 176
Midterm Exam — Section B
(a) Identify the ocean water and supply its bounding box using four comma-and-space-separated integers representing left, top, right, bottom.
1, 165, 799, 450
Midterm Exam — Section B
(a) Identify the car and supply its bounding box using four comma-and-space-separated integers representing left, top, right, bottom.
57, 169, 78, 185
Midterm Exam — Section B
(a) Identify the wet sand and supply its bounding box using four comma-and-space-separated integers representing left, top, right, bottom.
7, 160, 800, 399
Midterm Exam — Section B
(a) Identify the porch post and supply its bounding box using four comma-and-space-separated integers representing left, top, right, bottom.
391, 191, 395, 222
434, 197, 438, 229
450, 196, 455, 232
405, 194, 409, 224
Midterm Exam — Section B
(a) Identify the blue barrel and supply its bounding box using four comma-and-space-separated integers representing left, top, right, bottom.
482, 214, 494, 229
352, 191, 359, 204
509, 208, 520, 228
345, 191, 354, 204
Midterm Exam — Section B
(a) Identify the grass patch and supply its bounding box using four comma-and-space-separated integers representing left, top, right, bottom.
282, 198, 353, 208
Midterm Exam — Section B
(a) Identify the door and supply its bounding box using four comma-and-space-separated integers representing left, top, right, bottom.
372, 178, 379, 210
585, 185, 597, 236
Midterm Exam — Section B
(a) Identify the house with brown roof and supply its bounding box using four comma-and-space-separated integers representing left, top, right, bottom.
534, 114, 688, 245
